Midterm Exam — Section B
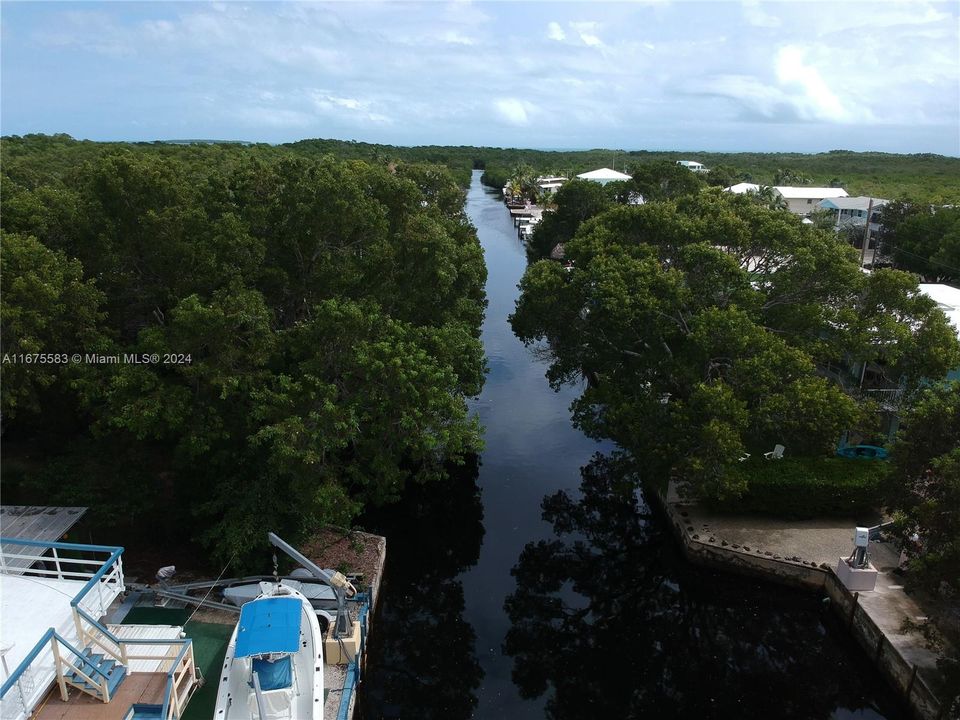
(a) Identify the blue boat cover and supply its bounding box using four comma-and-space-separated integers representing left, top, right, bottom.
252, 656, 292, 690
235, 597, 301, 658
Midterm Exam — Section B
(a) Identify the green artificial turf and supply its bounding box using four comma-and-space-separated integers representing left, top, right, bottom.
122, 606, 232, 720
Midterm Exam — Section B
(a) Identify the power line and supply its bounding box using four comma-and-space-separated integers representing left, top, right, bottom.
880, 242, 960, 275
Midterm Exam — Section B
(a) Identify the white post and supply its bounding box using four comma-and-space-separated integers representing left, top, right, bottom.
53, 548, 63, 580
51, 637, 69, 701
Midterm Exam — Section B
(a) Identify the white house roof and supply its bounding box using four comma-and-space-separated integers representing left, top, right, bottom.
677, 160, 704, 167
918, 283, 960, 341
724, 182, 761, 194
537, 176, 567, 183
576, 167, 632, 181
818, 196, 888, 211
774, 186, 849, 199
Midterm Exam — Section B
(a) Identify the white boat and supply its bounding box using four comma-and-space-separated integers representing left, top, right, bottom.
214, 582, 323, 720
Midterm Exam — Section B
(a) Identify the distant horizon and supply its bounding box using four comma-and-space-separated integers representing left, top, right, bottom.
2, 2, 957, 157
7, 131, 960, 159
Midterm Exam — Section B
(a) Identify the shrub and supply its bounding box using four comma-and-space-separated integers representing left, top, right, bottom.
710, 456, 889, 518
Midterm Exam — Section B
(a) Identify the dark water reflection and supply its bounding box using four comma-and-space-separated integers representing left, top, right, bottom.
359, 457, 485, 718
359, 171, 905, 720
505, 454, 905, 720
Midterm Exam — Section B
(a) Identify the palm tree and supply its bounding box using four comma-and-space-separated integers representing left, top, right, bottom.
754, 185, 788, 211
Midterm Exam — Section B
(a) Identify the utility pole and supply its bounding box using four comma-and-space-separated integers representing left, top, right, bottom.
860, 198, 874, 268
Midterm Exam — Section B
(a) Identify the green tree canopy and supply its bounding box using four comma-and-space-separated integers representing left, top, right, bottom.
0, 231, 105, 421
526, 179, 612, 261
1, 146, 486, 565
510, 194, 959, 499
889, 382, 960, 594
631, 160, 705, 202
879, 204, 960, 282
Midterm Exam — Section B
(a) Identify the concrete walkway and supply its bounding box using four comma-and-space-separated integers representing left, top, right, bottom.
663, 481, 957, 716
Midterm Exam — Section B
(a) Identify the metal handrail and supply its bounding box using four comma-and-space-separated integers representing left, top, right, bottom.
0, 538, 124, 554
0, 629, 110, 699
0, 629, 56, 699
1, 537, 125, 610
0, 537, 123, 709
1, 538, 198, 717
74, 606, 190, 647
335, 596, 370, 720
69, 549, 124, 610
160, 643, 193, 720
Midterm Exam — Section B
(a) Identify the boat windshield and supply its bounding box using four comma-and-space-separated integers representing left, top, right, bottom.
253, 655, 293, 690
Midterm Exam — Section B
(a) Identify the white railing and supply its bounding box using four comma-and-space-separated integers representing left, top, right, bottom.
0, 539, 125, 719
1, 538, 197, 719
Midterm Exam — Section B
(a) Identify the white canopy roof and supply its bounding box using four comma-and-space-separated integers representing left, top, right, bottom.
774, 186, 848, 199
577, 167, 632, 181
724, 182, 761, 194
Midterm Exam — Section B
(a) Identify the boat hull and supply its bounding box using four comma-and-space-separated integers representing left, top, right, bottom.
213, 583, 324, 720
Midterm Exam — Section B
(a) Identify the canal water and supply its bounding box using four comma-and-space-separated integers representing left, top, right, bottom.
359, 171, 906, 720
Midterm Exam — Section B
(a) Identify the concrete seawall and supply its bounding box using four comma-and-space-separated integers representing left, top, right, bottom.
653, 488, 952, 720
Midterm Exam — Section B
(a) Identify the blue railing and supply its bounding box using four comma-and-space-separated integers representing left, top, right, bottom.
336, 593, 370, 720
0, 537, 124, 711
0, 628, 109, 699
159, 643, 193, 720
1, 537, 196, 719
0, 537, 124, 607
0, 629, 56, 700
74, 605, 193, 720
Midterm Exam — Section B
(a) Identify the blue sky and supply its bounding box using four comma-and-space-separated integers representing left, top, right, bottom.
2, 1, 958, 154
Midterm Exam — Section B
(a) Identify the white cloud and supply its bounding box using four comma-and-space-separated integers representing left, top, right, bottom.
741, 0, 781, 28
815, 2, 949, 35
442, 30, 476, 45
312, 93, 393, 124
570, 21, 604, 48
698, 75, 794, 119
774, 45, 864, 123
494, 98, 534, 126
9, 0, 957, 152
236, 107, 312, 128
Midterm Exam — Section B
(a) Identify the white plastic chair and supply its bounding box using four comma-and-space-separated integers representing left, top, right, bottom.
763, 444, 785, 460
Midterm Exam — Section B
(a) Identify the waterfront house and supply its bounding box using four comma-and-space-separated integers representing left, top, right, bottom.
821, 281, 960, 442
774, 186, 849, 215
537, 176, 567, 195
676, 160, 707, 173
818, 196, 888, 247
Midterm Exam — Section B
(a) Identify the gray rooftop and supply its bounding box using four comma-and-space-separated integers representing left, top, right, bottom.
1, 505, 88, 572
819, 196, 889, 211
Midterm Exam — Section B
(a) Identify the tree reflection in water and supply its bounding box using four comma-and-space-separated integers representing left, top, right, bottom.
504, 454, 905, 720
359, 457, 484, 720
